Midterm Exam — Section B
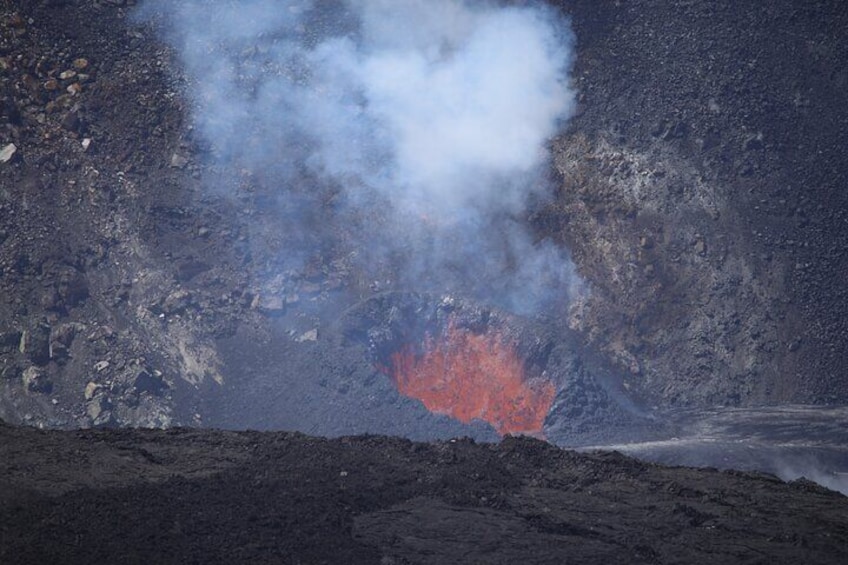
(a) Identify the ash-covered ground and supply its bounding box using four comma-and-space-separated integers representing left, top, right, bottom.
2, 0, 848, 561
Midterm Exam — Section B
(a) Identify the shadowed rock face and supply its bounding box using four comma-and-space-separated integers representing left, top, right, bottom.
0, 422, 847, 564
0, 0, 847, 447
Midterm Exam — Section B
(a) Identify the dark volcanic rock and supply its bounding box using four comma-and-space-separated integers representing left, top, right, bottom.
19, 322, 50, 366
0, 424, 845, 564
132, 368, 166, 395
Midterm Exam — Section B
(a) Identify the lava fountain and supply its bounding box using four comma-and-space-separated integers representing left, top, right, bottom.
380, 316, 556, 437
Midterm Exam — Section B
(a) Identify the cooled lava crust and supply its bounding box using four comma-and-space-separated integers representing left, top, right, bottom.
1, 420, 847, 565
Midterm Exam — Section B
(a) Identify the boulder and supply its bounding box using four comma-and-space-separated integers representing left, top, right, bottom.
20, 323, 51, 366
84, 381, 100, 400
49, 324, 77, 361
86, 394, 113, 427
22, 366, 52, 394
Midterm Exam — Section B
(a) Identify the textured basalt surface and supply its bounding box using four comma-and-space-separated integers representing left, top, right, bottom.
1, 420, 847, 564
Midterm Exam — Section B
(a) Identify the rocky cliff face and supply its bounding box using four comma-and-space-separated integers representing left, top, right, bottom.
548, 1, 848, 408
0, 1, 846, 441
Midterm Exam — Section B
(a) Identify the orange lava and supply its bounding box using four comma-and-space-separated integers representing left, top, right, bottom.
382, 319, 555, 436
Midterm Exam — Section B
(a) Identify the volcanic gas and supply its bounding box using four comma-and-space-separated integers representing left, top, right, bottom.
380, 317, 556, 437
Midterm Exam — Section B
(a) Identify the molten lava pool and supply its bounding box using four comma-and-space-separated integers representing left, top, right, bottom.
381, 318, 555, 436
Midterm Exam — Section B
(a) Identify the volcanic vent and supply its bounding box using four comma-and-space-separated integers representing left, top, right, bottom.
342, 292, 636, 443
380, 314, 555, 436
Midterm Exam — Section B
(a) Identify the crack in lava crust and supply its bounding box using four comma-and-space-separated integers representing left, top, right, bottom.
380, 317, 556, 437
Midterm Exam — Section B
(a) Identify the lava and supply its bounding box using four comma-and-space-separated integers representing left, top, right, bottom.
382, 318, 555, 436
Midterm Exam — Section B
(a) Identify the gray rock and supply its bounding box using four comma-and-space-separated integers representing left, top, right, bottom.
0, 143, 16, 164
253, 294, 285, 316
20, 323, 51, 366
163, 289, 193, 315
22, 366, 52, 394
296, 329, 318, 343
86, 394, 113, 427
170, 153, 189, 168
57, 267, 89, 307
84, 381, 100, 400
48, 341, 69, 362
40, 287, 61, 311
60, 111, 83, 133
49, 323, 77, 361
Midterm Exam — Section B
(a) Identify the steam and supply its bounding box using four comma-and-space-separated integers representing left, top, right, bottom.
136, 0, 580, 314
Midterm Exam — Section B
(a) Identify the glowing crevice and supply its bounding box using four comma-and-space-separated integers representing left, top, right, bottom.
381, 317, 555, 436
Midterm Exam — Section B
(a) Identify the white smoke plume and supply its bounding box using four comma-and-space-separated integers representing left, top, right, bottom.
136, 0, 581, 314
